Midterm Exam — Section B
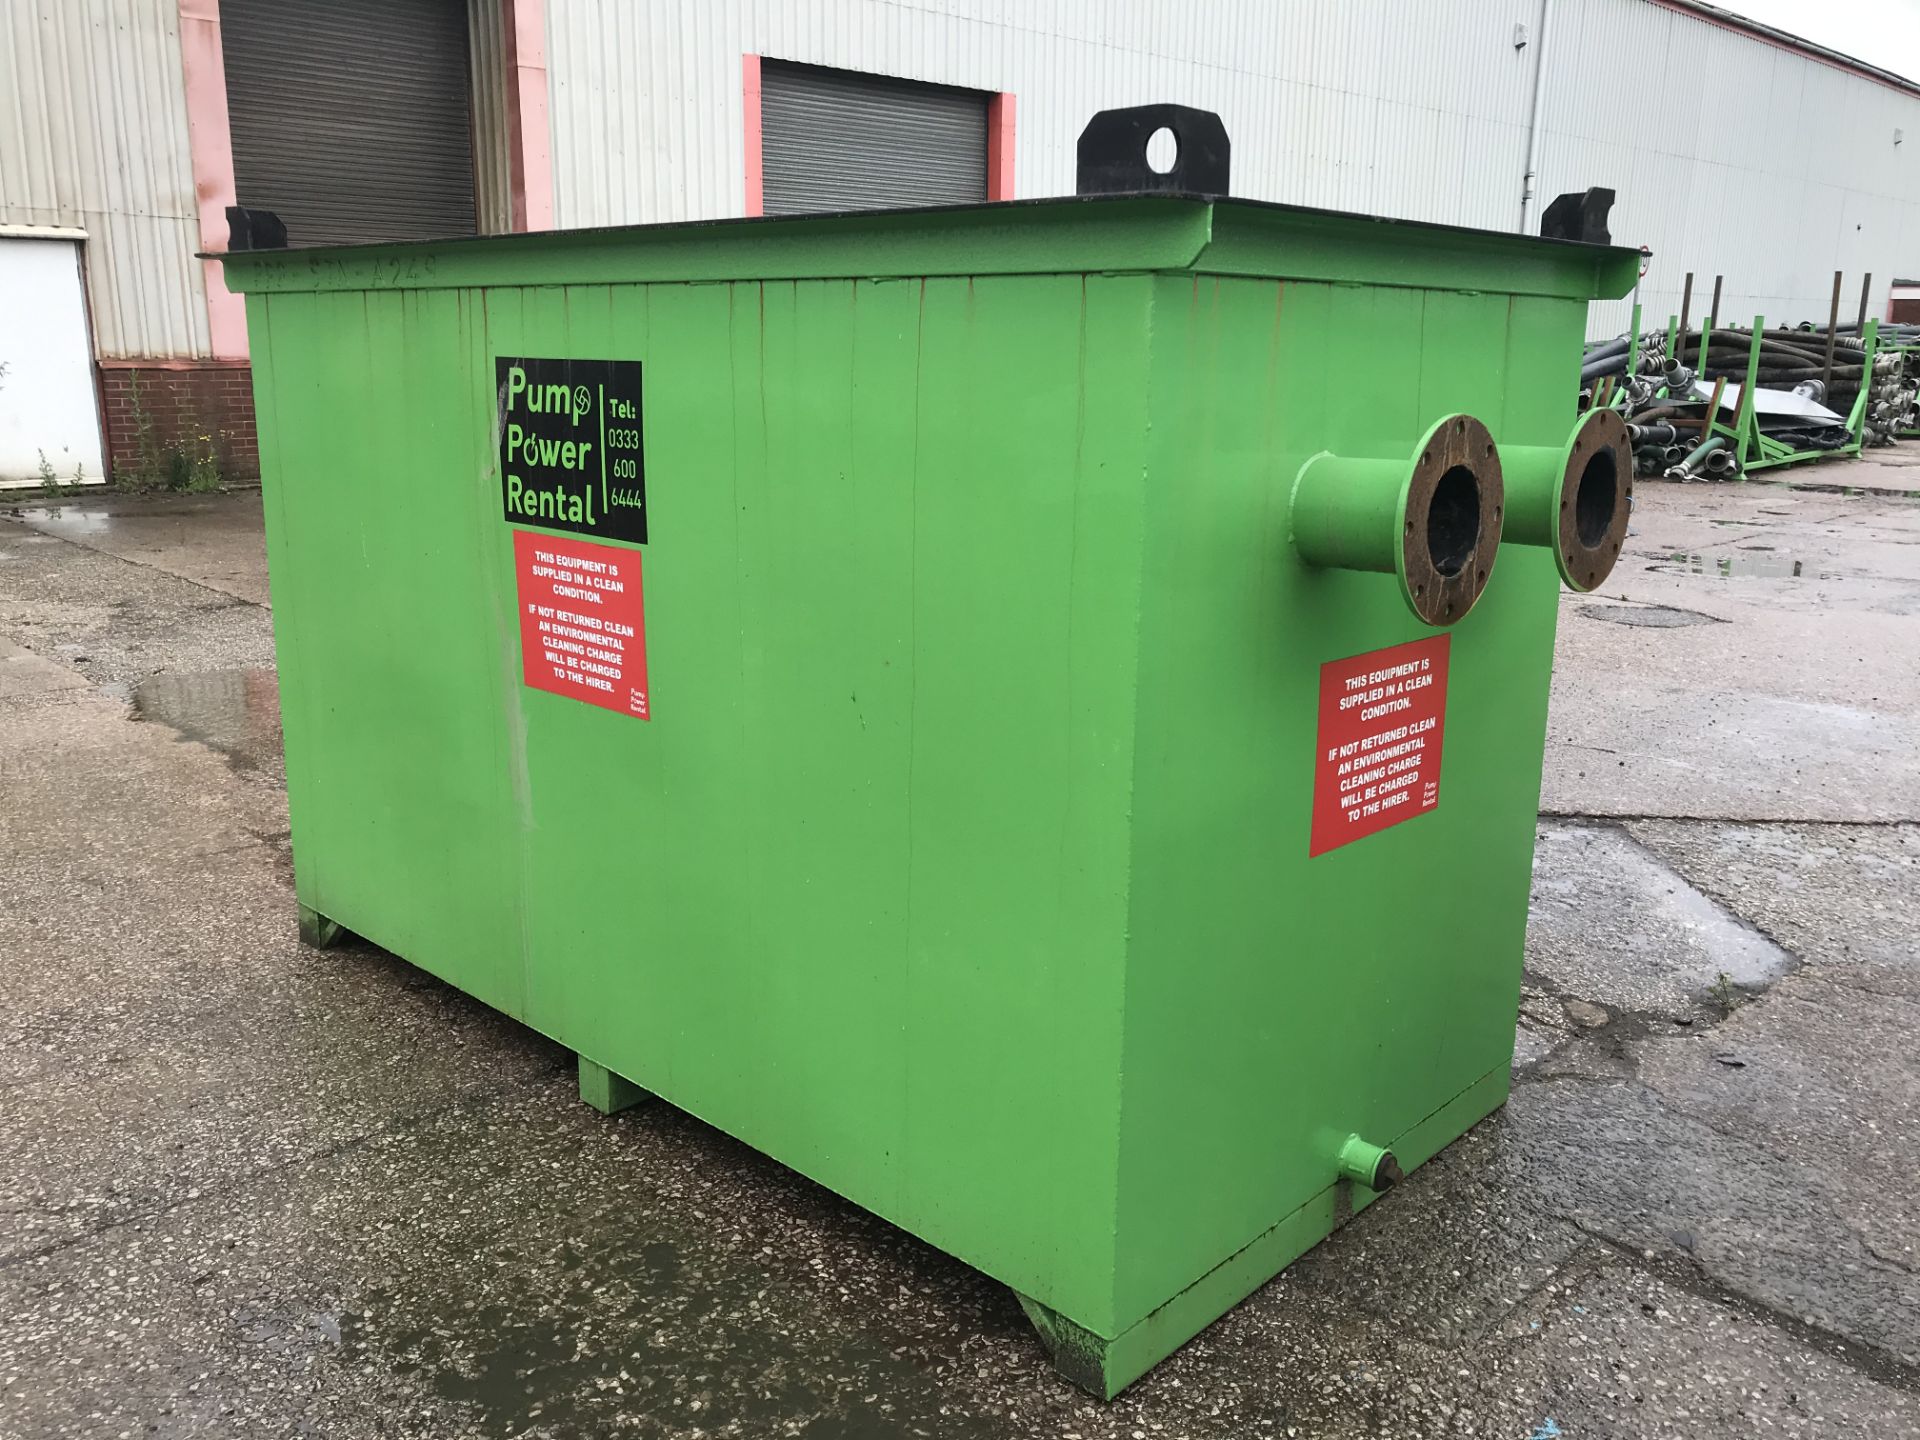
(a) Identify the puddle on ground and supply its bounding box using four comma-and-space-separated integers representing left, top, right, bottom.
130, 668, 282, 771
1648, 550, 1830, 578
1578, 602, 1721, 628
4, 504, 115, 536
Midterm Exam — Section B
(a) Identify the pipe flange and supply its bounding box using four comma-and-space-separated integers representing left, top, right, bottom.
1397, 415, 1504, 627
1558, 409, 1633, 592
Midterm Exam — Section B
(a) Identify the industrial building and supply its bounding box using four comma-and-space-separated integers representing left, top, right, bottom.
3, 0, 1918, 485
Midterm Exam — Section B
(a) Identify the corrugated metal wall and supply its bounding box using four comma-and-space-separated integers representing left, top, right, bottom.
1543, 1, 1920, 337
4, 0, 1915, 356
0, 0, 207, 358
469, 0, 514, 234
544, 0, 1920, 336
545, 0, 1540, 231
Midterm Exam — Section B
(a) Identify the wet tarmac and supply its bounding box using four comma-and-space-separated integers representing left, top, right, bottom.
1, 477, 1916, 1437
125, 667, 283, 774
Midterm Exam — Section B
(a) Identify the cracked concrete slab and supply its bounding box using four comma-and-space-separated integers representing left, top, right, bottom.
1500, 1069, 1920, 1370
1627, 819, 1920, 1003
1633, 974, 1920, 1278
0, 636, 85, 700
2, 492, 271, 606
2, 477, 1917, 1437
1544, 477, 1920, 823
1486, 1260, 1919, 1437
1527, 821, 1795, 1017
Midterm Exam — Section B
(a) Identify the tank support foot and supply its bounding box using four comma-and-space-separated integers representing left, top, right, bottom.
1018, 1295, 1126, 1399
579, 1056, 650, 1115
298, 904, 349, 949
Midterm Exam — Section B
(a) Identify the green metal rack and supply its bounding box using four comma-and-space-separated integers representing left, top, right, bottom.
1716, 316, 1882, 473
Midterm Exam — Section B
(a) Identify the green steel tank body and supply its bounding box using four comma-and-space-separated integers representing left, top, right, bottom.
221, 195, 1638, 1396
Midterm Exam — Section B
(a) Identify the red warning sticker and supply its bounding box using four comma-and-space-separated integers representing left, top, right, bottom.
1309, 635, 1449, 856
512, 529, 649, 720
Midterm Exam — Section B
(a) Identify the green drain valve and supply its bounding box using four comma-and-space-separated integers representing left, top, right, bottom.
1337, 1134, 1404, 1193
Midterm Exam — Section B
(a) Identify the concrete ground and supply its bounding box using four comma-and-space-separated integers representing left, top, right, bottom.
1, 458, 1917, 1439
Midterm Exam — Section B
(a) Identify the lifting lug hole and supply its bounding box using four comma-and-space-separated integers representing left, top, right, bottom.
1144, 125, 1178, 175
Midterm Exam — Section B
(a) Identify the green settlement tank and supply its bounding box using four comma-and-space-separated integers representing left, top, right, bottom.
222, 188, 1637, 1397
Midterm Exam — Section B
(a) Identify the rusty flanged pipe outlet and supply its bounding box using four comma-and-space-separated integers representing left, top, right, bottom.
1290, 414, 1506, 627
1336, 1134, 1403, 1193
1497, 409, 1633, 592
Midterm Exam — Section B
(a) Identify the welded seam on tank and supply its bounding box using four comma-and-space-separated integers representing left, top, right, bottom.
1047, 273, 1090, 1270
257, 298, 327, 920
897, 276, 927, 1222
478, 290, 541, 1017
1102, 266, 1183, 1330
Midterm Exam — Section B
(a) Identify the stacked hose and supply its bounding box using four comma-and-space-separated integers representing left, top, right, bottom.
1577, 320, 1920, 475
1864, 366, 1915, 446
1578, 344, 1726, 480
1857, 323, 1920, 440
1669, 327, 1869, 417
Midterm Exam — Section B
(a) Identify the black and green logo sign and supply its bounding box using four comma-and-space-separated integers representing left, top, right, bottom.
497, 357, 646, 544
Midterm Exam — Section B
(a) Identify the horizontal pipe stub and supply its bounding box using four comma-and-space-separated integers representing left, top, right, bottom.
1498, 410, 1633, 592
1336, 1134, 1403, 1193
1290, 413, 1505, 628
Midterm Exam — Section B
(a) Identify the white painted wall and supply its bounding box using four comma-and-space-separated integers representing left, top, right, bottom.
0, 235, 106, 487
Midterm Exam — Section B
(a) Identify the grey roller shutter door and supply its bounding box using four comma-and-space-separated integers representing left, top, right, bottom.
762, 62, 987, 216
223, 0, 477, 247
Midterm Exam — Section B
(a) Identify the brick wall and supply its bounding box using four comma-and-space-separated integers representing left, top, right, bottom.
98, 361, 260, 483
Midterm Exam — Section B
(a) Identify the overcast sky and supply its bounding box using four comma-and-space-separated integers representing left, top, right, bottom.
1713, 0, 1920, 83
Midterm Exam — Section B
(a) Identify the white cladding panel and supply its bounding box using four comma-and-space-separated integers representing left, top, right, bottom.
544, 0, 1542, 229
0, 0, 207, 358
1544, 0, 1920, 336
545, 0, 1920, 335
8, 0, 1916, 356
